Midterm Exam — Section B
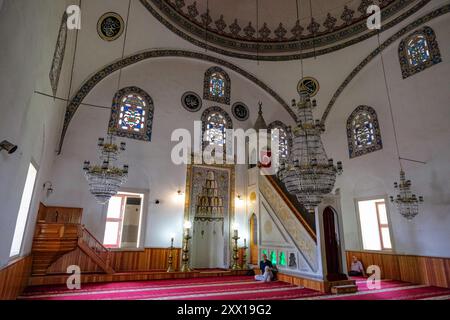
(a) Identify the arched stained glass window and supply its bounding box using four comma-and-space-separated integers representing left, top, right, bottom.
109, 87, 154, 141
204, 67, 231, 105
399, 26, 441, 79
268, 121, 291, 161
347, 106, 382, 159
201, 106, 233, 150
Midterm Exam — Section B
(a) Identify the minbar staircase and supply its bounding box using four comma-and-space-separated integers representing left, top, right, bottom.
31, 204, 114, 276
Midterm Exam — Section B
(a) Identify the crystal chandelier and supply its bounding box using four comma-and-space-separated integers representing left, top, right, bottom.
277, 89, 343, 214
390, 170, 424, 221
83, 136, 129, 204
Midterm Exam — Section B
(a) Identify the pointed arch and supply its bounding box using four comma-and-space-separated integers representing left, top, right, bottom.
201, 106, 233, 150
108, 86, 154, 141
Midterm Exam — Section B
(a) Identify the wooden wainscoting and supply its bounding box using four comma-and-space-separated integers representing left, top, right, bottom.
0, 256, 33, 300
278, 273, 328, 293
347, 251, 450, 288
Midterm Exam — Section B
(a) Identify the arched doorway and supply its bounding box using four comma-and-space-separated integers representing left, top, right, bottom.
323, 207, 347, 281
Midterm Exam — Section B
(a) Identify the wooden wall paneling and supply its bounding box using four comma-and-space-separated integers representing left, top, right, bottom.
109, 248, 181, 272
0, 256, 33, 300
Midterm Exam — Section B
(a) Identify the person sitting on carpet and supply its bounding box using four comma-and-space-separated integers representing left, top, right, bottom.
348, 256, 366, 277
255, 254, 277, 282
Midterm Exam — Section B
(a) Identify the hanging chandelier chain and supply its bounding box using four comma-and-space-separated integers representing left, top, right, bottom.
256, 0, 260, 65
296, 0, 304, 78
309, 0, 316, 59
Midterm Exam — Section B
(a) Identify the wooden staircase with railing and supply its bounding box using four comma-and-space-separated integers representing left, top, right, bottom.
31, 203, 114, 276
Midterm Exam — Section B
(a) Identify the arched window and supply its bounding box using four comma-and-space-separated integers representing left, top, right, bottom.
268, 121, 291, 161
347, 106, 382, 158
399, 26, 441, 79
109, 87, 154, 141
204, 67, 231, 105
201, 107, 233, 150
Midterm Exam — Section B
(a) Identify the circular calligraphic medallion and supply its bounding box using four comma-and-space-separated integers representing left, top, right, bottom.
181, 91, 202, 112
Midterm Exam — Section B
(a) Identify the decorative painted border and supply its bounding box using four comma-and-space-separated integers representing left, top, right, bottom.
320, 4, 450, 125
398, 26, 442, 79
108, 86, 154, 142
140, 0, 431, 61
97, 12, 125, 42
49, 12, 68, 97
58, 49, 293, 153
162, 0, 400, 44
231, 102, 250, 122
181, 91, 202, 112
346, 105, 383, 158
203, 66, 231, 105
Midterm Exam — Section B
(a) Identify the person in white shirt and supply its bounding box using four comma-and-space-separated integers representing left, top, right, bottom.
348, 256, 366, 277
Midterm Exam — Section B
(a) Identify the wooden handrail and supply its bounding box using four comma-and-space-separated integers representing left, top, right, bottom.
264, 175, 317, 242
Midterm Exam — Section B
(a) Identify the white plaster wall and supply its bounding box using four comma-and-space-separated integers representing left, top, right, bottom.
323, 14, 450, 257
0, 0, 76, 267
48, 57, 294, 248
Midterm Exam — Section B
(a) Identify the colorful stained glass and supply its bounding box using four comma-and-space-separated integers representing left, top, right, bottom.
118, 94, 147, 133
347, 106, 382, 158
352, 112, 375, 148
406, 35, 431, 67
209, 73, 226, 98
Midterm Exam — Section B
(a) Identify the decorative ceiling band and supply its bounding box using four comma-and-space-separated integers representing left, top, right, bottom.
320, 3, 450, 125
141, 0, 430, 61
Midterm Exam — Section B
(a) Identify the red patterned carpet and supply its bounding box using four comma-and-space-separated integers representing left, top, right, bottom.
19, 276, 450, 300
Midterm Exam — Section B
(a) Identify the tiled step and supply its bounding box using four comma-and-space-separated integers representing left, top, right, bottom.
331, 284, 358, 294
